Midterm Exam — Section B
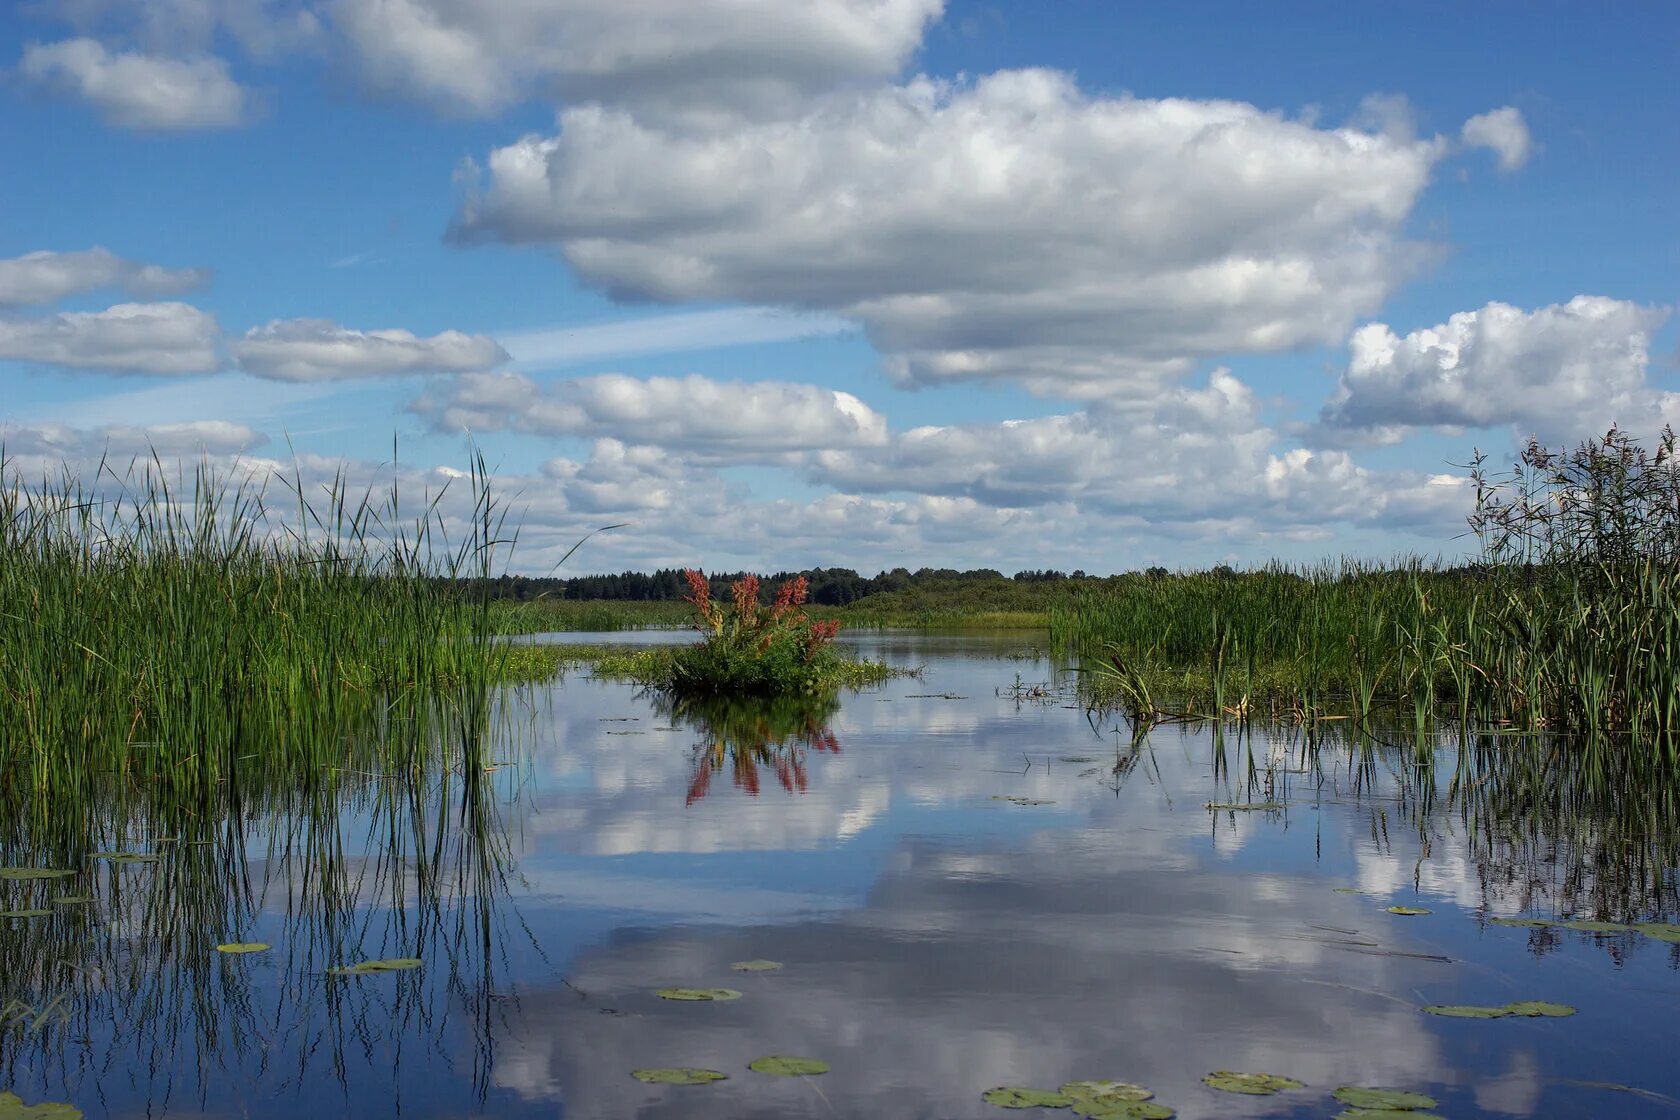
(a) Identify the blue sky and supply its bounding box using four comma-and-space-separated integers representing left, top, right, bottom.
2, 1, 1676, 574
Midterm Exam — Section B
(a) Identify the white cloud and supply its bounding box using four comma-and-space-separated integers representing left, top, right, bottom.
0, 302, 221, 375
1, 419, 265, 462
329, 0, 943, 120
415, 371, 890, 461
0, 247, 210, 306
20, 38, 248, 130
499, 307, 855, 369
1319, 295, 1672, 442
454, 70, 1456, 398
231, 318, 508, 381
1461, 106, 1532, 171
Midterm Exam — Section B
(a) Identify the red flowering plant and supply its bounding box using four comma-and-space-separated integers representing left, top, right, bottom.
671, 570, 848, 695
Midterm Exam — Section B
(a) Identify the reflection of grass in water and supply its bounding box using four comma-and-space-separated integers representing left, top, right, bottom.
0, 697, 531, 1112
656, 693, 842, 803
1183, 719, 1680, 928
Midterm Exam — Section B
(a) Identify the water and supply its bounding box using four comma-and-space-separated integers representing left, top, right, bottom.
3, 632, 1677, 1118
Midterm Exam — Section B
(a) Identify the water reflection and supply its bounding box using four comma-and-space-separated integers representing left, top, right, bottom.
659, 693, 842, 805
1, 639, 1677, 1119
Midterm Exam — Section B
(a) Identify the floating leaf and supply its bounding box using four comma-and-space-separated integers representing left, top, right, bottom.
1385, 906, 1430, 916
1422, 1004, 1509, 1018
749, 1056, 829, 1076
1503, 1000, 1575, 1017
216, 942, 271, 955
730, 960, 782, 972
655, 987, 740, 1002
0, 909, 52, 919
1201, 1071, 1303, 1095
982, 1087, 1072, 1108
0, 869, 74, 881
90, 852, 159, 864
329, 958, 421, 975
630, 1068, 727, 1085
1205, 802, 1283, 811
1332, 887, 1365, 895
1060, 1081, 1153, 1103
0, 1091, 81, 1119
1635, 922, 1680, 943
51, 896, 93, 906
1071, 1101, 1174, 1119
1333, 1087, 1439, 1110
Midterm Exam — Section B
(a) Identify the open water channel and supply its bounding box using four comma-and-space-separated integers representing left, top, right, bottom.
3, 632, 1676, 1118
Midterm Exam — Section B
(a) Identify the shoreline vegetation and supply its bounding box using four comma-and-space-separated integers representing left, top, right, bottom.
495, 427, 1680, 757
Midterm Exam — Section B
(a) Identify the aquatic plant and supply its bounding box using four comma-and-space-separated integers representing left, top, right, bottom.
665, 570, 862, 696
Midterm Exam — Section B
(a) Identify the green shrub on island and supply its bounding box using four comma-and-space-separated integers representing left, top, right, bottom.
667, 570, 864, 696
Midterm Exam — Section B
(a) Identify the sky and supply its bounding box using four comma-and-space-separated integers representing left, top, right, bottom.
2, 0, 1676, 576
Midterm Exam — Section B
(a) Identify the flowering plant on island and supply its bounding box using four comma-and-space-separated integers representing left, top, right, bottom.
671, 570, 844, 695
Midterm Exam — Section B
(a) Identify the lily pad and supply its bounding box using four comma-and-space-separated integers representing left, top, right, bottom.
655, 987, 741, 1002
328, 957, 421, 975
1205, 802, 1284, 811
90, 852, 159, 864
1201, 1071, 1303, 1095
1559, 919, 1632, 934
0, 1091, 81, 1119
1071, 1102, 1174, 1119
748, 1056, 829, 1076
1333, 1087, 1439, 1110
1060, 1081, 1153, 1103
1422, 1004, 1509, 1018
982, 1087, 1072, 1108
630, 1067, 728, 1085
1503, 1000, 1575, 1017
1635, 922, 1680, 943
1385, 906, 1431, 916
730, 959, 783, 971
215, 942, 271, 955
0, 909, 53, 919
0, 869, 75, 881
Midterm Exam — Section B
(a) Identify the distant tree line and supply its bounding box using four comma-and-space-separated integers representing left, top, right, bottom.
460, 566, 1104, 605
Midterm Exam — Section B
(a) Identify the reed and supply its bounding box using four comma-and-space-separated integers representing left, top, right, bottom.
1064, 428, 1680, 760
0, 451, 518, 804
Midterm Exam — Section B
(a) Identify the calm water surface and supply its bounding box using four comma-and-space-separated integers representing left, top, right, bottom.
4, 632, 1677, 1118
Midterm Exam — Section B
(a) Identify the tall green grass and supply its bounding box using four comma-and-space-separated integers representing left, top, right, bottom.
1060, 429, 1680, 759
0, 453, 516, 802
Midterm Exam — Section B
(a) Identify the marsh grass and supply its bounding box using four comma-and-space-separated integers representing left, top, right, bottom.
0, 452, 521, 802
1064, 430, 1680, 762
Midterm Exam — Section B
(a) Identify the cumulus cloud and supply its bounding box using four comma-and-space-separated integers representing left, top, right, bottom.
231, 318, 508, 381
330, 0, 942, 120
0, 302, 221, 375
414, 371, 889, 461
1319, 295, 1672, 443
454, 70, 1456, 398
1, 419, 265, 459
20, 38, 248, 130
1460, 106, 1532, 171
0, 247, 211, 306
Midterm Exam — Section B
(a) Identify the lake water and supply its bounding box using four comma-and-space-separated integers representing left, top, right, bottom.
3, 631, 1677, 1118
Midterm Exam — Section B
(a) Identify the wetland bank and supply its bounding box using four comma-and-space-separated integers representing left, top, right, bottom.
3, 436, 1680, 1120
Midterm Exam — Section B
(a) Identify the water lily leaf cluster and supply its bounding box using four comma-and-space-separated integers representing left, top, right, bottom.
1422, 1000, 1574, 1018
982, 1079, 1172, 1116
